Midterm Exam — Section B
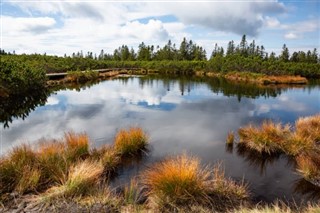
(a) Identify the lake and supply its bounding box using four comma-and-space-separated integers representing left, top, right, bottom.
1, 75, 320, 203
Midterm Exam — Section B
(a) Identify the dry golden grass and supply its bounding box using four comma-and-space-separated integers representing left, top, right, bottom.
142, 153, 210, 205
0, 144, 39, 194
208, 163, 249, 200
238, 121, 291, 154
15, 165, 41, 194
114, 127, 148, 156
100, 147, 121, 175
142, 153, 248, 211
64, 132, 89, 161
295, 114, 320, 145
44, 160, 104, 199
226, 131, 235, 145
296, 152, 320, 185
37, 141, 69, 185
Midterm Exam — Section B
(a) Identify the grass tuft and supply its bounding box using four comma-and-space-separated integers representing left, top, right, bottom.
64, 132, 89, 161
238, 121, 291, 154
114, 127, 148, 157
208, 163, 249, 200
295, 113, 320, 145
37, 140, 69, 185
295, 152, 320, 186
226, 131, 235, 145
142, 153, 248, 210
0, 144, 38, 194
143, 153, 209, 205
44, 160, 104, 199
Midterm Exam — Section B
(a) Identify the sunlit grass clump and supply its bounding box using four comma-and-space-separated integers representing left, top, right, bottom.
44, 160, 104, 199
114, 127, 148, 156
64, 132, 90, 161
235, 113, 320, 187
238, 121, 291, 154
296, 152, 320, 187
142, 153, 248, 210
295, 114, 320, 144
0, 127, 149, 201
226, 131, 235, 145
0, 144, 39, 194
143, 154, 209, 205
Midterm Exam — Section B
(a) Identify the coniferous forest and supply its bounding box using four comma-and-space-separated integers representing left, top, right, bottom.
1, 35, 319, 95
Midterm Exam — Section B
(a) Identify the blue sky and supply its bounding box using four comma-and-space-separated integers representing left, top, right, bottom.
1, 0, 319, 56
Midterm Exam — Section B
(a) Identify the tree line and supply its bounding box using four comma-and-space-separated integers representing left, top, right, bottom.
1, 35, 318, 64
1, 35, 319, 96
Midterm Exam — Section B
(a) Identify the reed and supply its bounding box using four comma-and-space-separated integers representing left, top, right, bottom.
114, 127, 148, 156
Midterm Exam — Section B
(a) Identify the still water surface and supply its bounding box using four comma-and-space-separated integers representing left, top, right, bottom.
1, 75, 320, 203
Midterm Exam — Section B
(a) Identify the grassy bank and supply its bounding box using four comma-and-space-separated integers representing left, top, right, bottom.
196, 71, 308, 85
0, 128, 249, 212
235, 114, 320, 186
1, 122, 319, 212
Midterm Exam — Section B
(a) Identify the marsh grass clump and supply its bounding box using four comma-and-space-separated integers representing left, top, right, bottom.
114, 127, 148, 157
64, 132, 89, 161
238, 121, 291, 154
226, 131, 235, 145
123, 179, 144, 205
0, 144, 39, 194
295, 114, 320, 145
296, 152, 320, 186
143, 153, 209, 206
37, 141, 69, 185
208, 163, 249, 201
235, 114, 320, 186
44, 160, 104, 199
142, 153, 248, 210
91, 146, 121, 176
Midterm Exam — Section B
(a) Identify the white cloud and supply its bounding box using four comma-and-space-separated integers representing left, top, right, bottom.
264, 16, 281, 28
119, 19, 169, 41
2, 16, 56, 35
284, 32, 299, 39
2, 1, 318, 56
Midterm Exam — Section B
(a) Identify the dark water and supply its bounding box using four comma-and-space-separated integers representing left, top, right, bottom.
1, 75, 320, 203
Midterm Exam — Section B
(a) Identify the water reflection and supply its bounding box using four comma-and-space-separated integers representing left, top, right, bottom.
0, 89, 50, 128
1, 75, 320, 203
